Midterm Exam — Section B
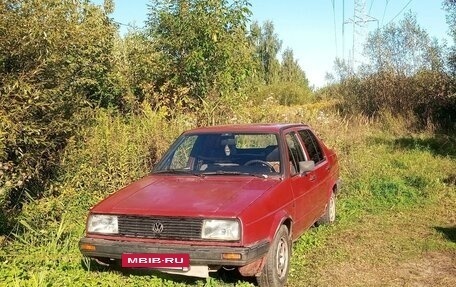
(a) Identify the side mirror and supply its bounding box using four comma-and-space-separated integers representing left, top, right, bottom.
299, 160, 315, 174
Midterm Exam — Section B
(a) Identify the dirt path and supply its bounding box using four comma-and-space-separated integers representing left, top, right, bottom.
288, 195, 456, 287
315, 251, 456, 287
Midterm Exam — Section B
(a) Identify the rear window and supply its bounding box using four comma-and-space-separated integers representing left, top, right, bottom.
235, 134, 277, 149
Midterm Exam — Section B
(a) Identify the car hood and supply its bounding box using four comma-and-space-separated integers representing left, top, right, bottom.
91, 174, 281, 217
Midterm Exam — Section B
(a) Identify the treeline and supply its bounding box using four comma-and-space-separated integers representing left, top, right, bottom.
0, 0, 311, 230
322, 9, 456, 131
1, 0, 456, 231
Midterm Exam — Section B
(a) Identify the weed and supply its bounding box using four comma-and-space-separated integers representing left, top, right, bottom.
1, 106, 455, 286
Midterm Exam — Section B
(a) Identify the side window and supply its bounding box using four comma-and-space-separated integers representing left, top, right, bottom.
285, 133, 305, 175
298, 130, 324, 164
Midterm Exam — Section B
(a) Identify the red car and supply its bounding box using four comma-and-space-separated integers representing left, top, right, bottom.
79, 123, 340, 287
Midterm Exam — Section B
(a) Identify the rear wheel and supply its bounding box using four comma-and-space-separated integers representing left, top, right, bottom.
256, 225, 291, 287
317, 191, 336, 225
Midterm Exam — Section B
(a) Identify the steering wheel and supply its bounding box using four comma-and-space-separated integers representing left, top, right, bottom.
244, 159, 275, 172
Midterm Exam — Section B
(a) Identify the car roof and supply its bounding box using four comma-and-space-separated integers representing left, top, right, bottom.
184, 123, 309, 134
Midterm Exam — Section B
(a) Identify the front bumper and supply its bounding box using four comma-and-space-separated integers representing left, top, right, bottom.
79, 237, 270, 266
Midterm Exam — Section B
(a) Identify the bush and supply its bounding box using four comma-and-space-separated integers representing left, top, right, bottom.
0, 0, 118, 227
330, 70, 455, 131
248, 82, 314, 106
60, 106, 190, 198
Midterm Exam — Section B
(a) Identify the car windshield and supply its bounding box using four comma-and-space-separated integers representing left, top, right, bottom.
153, 133, 282, 176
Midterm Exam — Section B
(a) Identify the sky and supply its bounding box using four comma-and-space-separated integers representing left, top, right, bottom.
92, 0, 452, 88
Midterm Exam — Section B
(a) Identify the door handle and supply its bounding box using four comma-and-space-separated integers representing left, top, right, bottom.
309, 174, 316, 181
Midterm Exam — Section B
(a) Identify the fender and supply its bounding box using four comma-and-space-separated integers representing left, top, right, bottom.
239, 210, 293, 277
267, 209, 293, 243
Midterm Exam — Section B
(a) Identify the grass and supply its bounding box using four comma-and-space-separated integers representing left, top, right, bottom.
289, 193, 455, 287
1, 105, 455, 286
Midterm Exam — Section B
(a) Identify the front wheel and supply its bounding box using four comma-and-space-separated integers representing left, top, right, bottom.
256, 225, 291, 287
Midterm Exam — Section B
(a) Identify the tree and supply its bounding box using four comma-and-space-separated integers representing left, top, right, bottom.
327, 11, 454, 129
327, 57, 355, 83
357, 12, 449, 117
246, 21, 314, 105
443, 0, 456, 76
0, 0, 118, 222
146, 0, 254, 103
277, 48, 313, 105
280, 48, 309, 86
250, 20, 282, 84
111, 29, 162, 111
363, 12, 440, 76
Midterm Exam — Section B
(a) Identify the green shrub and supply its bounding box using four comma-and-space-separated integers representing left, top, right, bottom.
248, 82, 314, 106
0, 0, 119, 228
60, 106, 192, 198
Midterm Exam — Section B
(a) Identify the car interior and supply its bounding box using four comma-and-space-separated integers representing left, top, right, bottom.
188, 134, 282, 174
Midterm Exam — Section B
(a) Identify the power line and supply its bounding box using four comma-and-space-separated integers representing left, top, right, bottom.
368, 0, 375, 15
331, 0, 339, 58
387, 0, 413, 24
381, 0, 389, 26
342, 0, 345, 59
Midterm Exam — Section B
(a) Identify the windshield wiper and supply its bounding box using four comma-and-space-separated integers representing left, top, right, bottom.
153, 169, 203, 177
201, 170, 268, 179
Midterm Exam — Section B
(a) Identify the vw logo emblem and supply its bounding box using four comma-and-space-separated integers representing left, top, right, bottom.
151, 221, 164, 233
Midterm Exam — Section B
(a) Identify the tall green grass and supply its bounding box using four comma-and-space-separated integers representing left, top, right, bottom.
1, 103, 454, 286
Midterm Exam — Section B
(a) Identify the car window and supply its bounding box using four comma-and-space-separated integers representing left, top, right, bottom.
285, 133, 305, 175
155, 133, 281, 175
298, 130, 324, 164
235, 134, 277, 148
170, 135, 198, 169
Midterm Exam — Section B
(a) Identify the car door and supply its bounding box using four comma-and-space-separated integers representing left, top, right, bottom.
284, 131, 320, 238
297, 129, 331, 218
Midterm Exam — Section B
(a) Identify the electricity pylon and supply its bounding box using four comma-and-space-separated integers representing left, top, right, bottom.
344, 0, 378, 68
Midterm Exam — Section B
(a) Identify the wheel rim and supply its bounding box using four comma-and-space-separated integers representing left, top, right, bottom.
329, 194, 336, 222
275, 237, 289, 278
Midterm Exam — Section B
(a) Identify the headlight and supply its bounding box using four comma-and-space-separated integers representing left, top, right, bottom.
87, 214, 118, 234
201, 219, 240, 241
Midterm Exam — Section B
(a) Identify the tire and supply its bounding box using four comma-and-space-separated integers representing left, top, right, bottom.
256, 225, 291, 287
317, 191, 336, 225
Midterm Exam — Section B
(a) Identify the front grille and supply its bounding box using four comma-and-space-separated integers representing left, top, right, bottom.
118, 216, 203, 240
